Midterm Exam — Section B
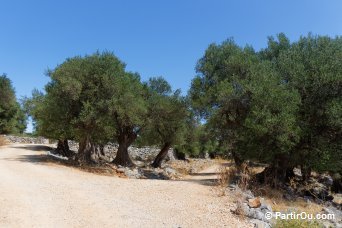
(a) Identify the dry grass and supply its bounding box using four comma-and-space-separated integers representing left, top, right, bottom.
169, 159, 215, 176
250, 185, 322, 214
0, 136, 8, 147
271, 198, 322, 215
239, 163, 250, 190
214, 157, 232, 164
217, 166, 238, 195
216, 160, 323, 216
217, 161, 253, 196
227, 189, 247, 220
211, 159, 326, 228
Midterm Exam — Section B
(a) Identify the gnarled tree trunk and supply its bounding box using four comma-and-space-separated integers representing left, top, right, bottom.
113, 134, 135, 167
256, 154, 294, 187
256, 166, 295, 186
56, 139, 72, 157
232, 150, 244, 171
76, 135, 94, 165
332, 173, 342, 193
301, 166, 312, 181
94, 144, 105, 156
152, 142, 171, 168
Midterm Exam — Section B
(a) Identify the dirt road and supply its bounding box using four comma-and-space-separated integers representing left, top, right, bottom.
0, 144, 249, 228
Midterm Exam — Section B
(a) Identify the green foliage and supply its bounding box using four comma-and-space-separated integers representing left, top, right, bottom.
190, 34, 341, 176
28, 52, 146, 144
105, 71, 148, 143
26, 52, 148, 164
175, 121, 219, 158
0, 74, 27, 134
190, 39, 300, 165
24, 83, 76, 141
140, 77, 188, 147
274, 219, 323, 228
264, 34, 342, 173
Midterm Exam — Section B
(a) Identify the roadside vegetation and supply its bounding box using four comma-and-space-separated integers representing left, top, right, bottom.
0, 74, 27, 135
190, 33, 341, 187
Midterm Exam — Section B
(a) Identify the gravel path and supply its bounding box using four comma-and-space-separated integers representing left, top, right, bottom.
0, 144, 250, 228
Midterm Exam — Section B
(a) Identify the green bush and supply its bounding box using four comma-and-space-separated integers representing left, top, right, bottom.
274, 219, 323, 228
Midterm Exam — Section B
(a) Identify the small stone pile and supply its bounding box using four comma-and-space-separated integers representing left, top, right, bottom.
113, 165, 180, 180
230, 185, 272, 228
230, 183, 342, 228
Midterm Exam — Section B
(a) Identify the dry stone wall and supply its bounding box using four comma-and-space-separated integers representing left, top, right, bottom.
2, 135, 175, 162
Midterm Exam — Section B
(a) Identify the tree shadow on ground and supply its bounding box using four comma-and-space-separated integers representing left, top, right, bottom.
2, 154, 51, 163
11, 145, 53, 152
188, 172, 218, 176
2, 145, 67, 166
221, 162, 235, 167
177, 178, 218, 186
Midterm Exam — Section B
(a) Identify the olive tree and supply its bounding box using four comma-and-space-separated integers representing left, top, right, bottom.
190, 39, 300, 185
141, 77, 188, 167
0, 74, 27, 134
263, 34, 342, 179
34, 52, 148, 166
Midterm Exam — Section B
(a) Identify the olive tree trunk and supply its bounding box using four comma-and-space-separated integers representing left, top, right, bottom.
113, 134, 135, 167
75, 135, 94, 165
256, 166, 295, 186
301, 166, 312, 181
152, 142, 171, 168
56, 139, 73, 157
232, 150, 244, 170
256, 155, 294, 187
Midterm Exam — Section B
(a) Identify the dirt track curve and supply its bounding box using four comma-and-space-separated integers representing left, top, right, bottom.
0, 144, 249, 228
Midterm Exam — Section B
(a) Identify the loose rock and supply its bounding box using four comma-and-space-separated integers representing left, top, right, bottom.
248, 198, 261, 208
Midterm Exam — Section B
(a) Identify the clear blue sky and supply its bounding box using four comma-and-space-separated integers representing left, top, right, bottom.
1, 0, 341, 131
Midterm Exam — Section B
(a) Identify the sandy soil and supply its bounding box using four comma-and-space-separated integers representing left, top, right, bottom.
0, 144, 250, 228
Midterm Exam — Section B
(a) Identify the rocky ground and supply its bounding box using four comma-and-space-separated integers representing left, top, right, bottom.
227, 183, 341, 228
223, 167, 342, 228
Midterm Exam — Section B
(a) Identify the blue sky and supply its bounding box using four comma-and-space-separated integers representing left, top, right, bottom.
1, 0, 341, 131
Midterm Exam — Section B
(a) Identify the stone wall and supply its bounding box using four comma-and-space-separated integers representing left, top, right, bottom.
68, 141, 175, 163
2, 135, 50, 144
2, 135, 175, 163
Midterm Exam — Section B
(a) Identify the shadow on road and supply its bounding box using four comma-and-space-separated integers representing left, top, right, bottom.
2, 145, 60, 165
221, 162, 235, 167
3, 154, 51, 164
11, 145, 53, 152
178, 178, 218, 186
189, 172, 218, 176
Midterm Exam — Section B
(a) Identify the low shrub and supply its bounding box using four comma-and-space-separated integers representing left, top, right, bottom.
274, 218, 323, 228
